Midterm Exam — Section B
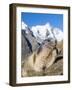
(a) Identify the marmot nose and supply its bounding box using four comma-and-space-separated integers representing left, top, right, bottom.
42, 66, 46, 71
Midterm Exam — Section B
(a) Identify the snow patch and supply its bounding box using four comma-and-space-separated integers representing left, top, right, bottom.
31, 23, 63, 43
22, 21, 28, 30
21, 21, 63, 43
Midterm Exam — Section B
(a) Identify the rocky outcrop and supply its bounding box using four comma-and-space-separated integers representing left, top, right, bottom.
23, 58, 63, 77
21, 30, 39, 61
21, 32, 32, 61
21, 35, 63, 76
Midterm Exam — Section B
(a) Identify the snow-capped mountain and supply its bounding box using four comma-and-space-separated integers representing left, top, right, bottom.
22, 22, 31, 34
22, 22, 63, 43
21, 22, 39, 54
31, 23, 51, 40
22, 22, 28, 29
31, 23, 63, 43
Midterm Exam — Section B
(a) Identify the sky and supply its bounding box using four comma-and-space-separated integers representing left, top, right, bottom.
21, 12, 63, 31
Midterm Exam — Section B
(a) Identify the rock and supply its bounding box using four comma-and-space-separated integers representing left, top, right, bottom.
21, 29, 63, 76
25, 32, 40, 52
21, 31, 32, 61
21, 30, 39, 61
44, 58, 63, 75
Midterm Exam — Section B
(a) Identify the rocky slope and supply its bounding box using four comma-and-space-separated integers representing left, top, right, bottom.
21, 22, 63, 76
21, 29, 39, 61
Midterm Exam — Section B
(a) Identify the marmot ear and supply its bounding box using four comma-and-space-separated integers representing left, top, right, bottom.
33, 54, 36, 64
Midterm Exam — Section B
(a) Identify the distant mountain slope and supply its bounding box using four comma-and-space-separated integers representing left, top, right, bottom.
21, 22, 63, 60
21, 26, 39, 61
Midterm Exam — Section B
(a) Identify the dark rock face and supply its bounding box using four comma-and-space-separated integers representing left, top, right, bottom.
21, 30, 39, 61
21, 32, 32, 61
25, 32, 40, 52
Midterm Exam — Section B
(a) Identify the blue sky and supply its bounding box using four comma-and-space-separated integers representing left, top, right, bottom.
21, 12, 63, 31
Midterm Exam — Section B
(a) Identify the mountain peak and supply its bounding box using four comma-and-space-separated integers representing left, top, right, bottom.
22, 22, 31, 34
31, 23, 63, 43
21, 22, 63, 43
22, 22, 28, 30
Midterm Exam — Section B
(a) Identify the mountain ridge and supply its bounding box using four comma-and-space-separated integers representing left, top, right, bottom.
22, 22, 63, 44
